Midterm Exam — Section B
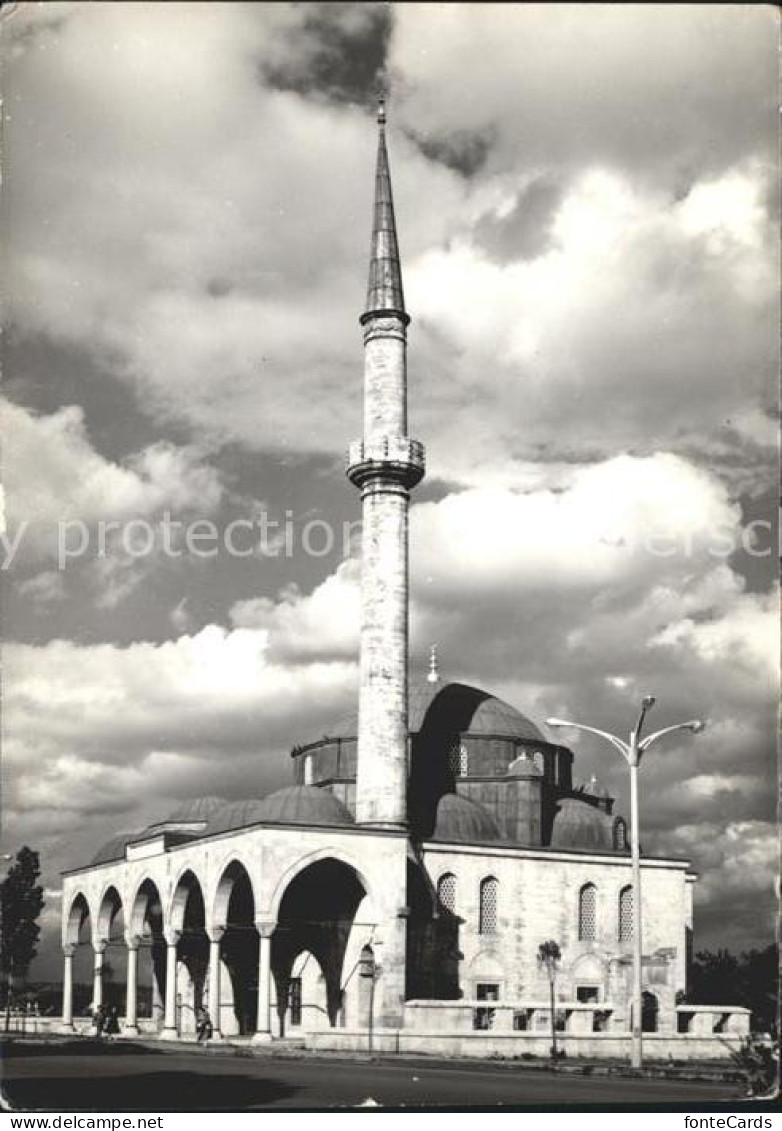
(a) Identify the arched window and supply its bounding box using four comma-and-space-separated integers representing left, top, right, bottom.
448, 741, 468, 776
578, 883, 597, 941
479, 876, 499, 935
618, 884, 633, 942
613, 817, 628, 850
437, 872, 457, 914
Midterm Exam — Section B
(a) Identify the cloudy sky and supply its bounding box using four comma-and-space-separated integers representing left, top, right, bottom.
2, 2, 778, 976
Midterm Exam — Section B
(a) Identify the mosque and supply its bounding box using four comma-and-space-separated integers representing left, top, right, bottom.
59, 101, 748, 1058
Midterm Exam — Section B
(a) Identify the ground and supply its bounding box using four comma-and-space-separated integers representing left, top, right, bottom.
1, 1039, 743, 1111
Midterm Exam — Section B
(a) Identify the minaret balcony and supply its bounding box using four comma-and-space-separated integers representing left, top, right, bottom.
346, 436, 425, 490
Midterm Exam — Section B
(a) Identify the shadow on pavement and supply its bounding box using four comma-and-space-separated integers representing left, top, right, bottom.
3, 1070, 299, 1112
2, 1039, 163, 1060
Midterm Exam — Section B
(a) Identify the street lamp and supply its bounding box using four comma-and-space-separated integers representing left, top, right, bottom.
546, 699, 704, 1069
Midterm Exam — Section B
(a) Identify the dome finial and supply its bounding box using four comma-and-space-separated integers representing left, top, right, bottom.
427, 644, 439, 684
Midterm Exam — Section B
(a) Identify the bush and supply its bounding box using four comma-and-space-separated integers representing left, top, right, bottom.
726, 1034, 779, 1098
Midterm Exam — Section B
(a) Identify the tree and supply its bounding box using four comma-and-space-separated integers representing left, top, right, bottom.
1, 848, 45, 1030
537, 939, 562, 1065
690, 945, 779, 1036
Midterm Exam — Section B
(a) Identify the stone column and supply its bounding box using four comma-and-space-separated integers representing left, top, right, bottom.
124, 934, 140, 1035
252, 919, 275, 1043
206, 926, 224, 1040
92, 941, 106, 1012
374, 908, 408, 1030
61, 945, 75, 1031
159, 929, 180, 1040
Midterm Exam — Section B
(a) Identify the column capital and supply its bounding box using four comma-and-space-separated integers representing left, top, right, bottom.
124, 932, 142, 951
62, 943, 76, 959
93, 940, 107, 956
163, 928, 181, 947
207, 925, 225, 944
254, 917, 276, 939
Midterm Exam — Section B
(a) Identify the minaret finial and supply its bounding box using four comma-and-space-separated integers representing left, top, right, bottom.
427, 644, 439, 684
377, 91, 386, 127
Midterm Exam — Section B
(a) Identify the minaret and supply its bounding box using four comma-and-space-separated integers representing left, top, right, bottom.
347, 96, 425, 829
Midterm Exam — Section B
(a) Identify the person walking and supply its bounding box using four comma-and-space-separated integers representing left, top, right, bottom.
105, 1005, 120, 1039
195, 1005, 213, 1045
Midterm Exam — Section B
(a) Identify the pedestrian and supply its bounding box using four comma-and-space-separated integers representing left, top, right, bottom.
196, 1005, 213, 1044
93, 1003, 106, 1039
105, 1005, 120, 1038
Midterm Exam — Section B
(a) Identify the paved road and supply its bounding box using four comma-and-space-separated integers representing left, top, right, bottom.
2, 1039, 741, 1111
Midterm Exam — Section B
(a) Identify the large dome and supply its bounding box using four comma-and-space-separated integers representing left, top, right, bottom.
550, 798, 615, 851
332, 679, 545, 743
432, 793, 502, 844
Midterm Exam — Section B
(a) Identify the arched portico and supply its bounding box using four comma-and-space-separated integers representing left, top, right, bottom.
61, 892, 92, 1030
127, 878, 165, 1033
95, 886, 126, 1019
162, 869, 208, 1039
271, 857, 368, 1037
210, 860, 259, 1037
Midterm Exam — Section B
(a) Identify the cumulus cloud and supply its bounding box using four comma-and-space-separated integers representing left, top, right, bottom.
2, 398, 224, 563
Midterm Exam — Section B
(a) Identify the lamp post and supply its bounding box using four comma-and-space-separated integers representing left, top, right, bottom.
546, 698, 704, 1069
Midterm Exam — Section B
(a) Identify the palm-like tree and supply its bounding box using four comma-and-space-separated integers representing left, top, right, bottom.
537, 940, 562, 1064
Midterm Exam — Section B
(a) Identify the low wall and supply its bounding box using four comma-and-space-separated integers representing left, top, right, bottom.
306, 1028, 748, 1061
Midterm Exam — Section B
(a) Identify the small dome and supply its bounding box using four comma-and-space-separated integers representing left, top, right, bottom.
550, 798, 614, 851
432, 793, 501, 844
91, 832, 140, 866
207, 799, 269, 837
166, 796, 226, 823
258, 785, 354, 827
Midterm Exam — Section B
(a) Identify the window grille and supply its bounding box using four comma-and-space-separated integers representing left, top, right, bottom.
479, 876, 499, 934
448, 741, 468, 776
437, 873, 457, 914
619, 885, 633, 942
578, 883, 597, 941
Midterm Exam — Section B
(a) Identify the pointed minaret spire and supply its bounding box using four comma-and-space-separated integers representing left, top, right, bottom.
362, 93, 408, 326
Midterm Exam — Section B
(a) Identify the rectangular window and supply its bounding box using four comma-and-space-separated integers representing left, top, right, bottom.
576, 985, 600, 1003
476, 982, 500, 1001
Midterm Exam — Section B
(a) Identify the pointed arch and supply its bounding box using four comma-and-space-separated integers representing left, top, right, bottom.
578, 882, 597, 941
64, 891, 92, 946
128, 877, 164, 939
264, 847, 373, 923
96, 885, 123, 943
436, 872, 457, 915
478, 876, 499, 935
168, 868, 207, 935
211, 857, 257, 930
